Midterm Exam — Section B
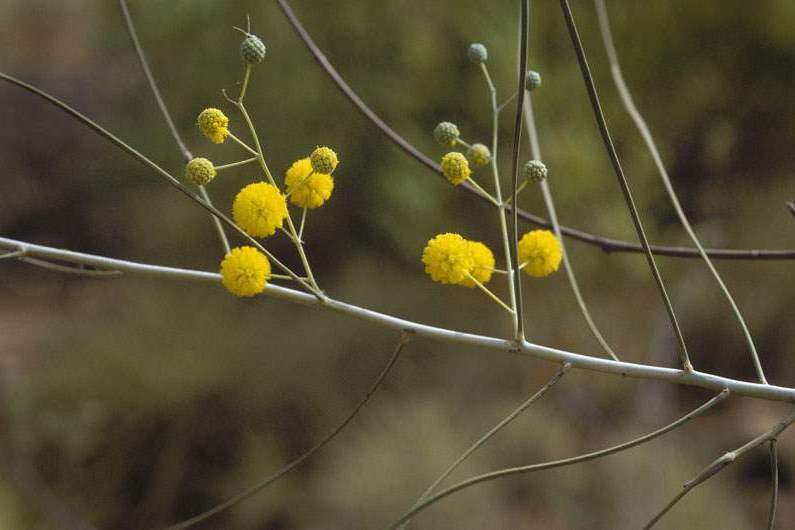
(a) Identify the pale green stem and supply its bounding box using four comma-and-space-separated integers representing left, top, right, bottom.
20, 256, 120, 277
453, 138, 473, 150
768, 440, 779, 530
465, 177, 499, 207
524, 92, 619, 361
228, 132, 260, 157
298, 207, 308, 241
480, 62, 519, 337
238, 64, 252, 103
594, 0, 763, 381
502, 180, 529, 205
198, 185, 230, 254
0, 250, 24, 259
497, 91, 518, 112
214, 156, 259, 171
234, 99, 321, 292
643, 407, 795, 529
270, 273, 309, 281
467, 273, 515, 315
385, 389, 731, 530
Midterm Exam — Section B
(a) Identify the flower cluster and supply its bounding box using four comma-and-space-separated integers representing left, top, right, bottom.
518, 230, 562, 277
422, 233, 494, 287
185, 29, 341, 297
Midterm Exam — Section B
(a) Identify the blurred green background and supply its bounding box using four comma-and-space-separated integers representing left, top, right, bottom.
1, 1, 794, 528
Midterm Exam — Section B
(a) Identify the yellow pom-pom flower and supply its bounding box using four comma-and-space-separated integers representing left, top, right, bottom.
458, 241, 495, 287
310, 146, 339, 174
422, 233, 475, 285
284, 158, 335, 209
220, 246, 271, 297
440, 152, 471, 185
197, 108, 230, 144
232, 182, 288, 238
184, 157, 216, 186
518, 229, 562, 277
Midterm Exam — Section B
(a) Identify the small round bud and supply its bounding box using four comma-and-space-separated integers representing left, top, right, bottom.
441, 152, 471, 185
310, 146, 339, 174
467, 143, 491, 167
241, 34, 267, 64
184, 157, 216, 186
523, 159, 548, 183
525, 70, 542, 91
467, 43, 488, 64
197, 108, 230, 144
433, 121, 460, 147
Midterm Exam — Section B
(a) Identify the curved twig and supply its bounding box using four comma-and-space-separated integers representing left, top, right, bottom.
162, 332, 412, 530
273, 0, 795, 261
385, 390, 731, 529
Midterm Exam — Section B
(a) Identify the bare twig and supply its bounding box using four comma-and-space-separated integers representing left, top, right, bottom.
385, 390, 730, 529
162, 331, 412, 530
273, 0, 795, 261
594, 0, 765, 383
559, 0, 691, 371
767, 439, 779, 530
643, 408, 795, 529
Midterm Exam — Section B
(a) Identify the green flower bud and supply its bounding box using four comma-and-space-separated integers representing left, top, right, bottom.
467, 43, 488, 64
241, 34, 267, 64
467, 143, 491, 167
185, 158, 216, 186
433, 122, 460, 147
525, 70, 542, 91
523, 159, 548, 183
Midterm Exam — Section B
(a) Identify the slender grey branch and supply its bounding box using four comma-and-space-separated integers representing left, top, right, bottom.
787, 200, 795, 218
384, 390, 730, 529
524, 93, 618, 361
412, 363, 570, 511
558, 0, 691, 371
20, 256, 120, 277
643, 408, 795, 529
767, 439, 778, 530
119, 0, 191, 162
273, 0, 795, 261
508, 0, 529, 340
162, 331, 412, 530
594, 0, 765, 383
3, 236, 795, 403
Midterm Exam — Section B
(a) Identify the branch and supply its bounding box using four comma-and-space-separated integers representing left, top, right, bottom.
593, 0, 765, 383
3, 236, 794, 404
385, 389, 731, 529
161, 331, 412, 530
273, 0, 795, 261
643, 408, 795, 529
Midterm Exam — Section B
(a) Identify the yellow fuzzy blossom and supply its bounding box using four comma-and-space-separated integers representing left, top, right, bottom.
518, 229, 562, 277
220, 246, 271, 297
197, 108, 230, 144
459, 241, 495, 287
285, 158, 335, 209
441, 152, 471, 185
422, 233, 474, 285
232, 182, 288, 238
310, 146, 339, 174
184, 157, 216, 186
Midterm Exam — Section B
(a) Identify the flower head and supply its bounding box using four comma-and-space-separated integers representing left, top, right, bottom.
467, 43, 488, 64
525, 70, 542, 91
422, 233, 475, 285
184, 157, 216, 186
459, 241, 495, 287
523, 159, 548, 183
441, 152, 471, 185
220, 246, 271, 297
285, 158, 334, 209
518, 230, 562, 277
467, 143, 491, 167
310, 146, 339, 174
197, 108, 230, 144
433, 121, 460, 146
232, 182, 288, 237
241, 34, 267, 64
